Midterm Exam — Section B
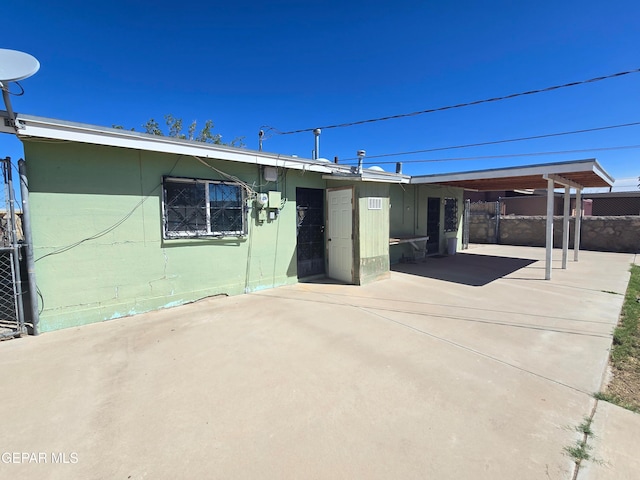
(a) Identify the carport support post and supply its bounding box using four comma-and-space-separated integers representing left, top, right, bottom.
545, 178, 554, 280
562, 186, 570, 269
574, 189, 582, 262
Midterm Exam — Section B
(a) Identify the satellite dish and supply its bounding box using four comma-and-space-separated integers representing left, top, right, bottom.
0, 49, 40, 131
0, 49, 40, 83
369, 166, 385, 172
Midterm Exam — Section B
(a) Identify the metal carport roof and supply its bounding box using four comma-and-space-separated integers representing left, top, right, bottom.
412, 159, 616, 280
410, 159, 614, 190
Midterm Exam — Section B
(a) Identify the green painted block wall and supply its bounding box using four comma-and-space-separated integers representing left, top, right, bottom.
24, 141, 324, 332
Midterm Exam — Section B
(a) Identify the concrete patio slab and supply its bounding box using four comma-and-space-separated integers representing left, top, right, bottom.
578, 401, 640, 480
0, 245, 636, 479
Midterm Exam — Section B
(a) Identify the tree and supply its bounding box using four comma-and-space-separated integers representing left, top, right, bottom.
113, 114, 245, 147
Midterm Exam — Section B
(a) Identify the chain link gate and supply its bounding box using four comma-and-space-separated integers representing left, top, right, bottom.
0, 157, 26, 339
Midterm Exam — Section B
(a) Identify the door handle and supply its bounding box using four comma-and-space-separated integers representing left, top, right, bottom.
328, 238, 332, 242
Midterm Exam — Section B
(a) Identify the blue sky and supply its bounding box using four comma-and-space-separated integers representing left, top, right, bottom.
1, 0, 639, 190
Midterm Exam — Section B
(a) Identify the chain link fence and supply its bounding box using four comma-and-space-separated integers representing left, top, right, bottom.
0, 158, 26, 339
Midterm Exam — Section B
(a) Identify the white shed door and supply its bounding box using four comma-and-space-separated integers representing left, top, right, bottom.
327, 188, 353, 284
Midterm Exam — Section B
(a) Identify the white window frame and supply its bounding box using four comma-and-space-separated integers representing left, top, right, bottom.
162, 176, 247, 239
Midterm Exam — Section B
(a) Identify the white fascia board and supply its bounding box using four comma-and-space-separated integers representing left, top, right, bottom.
367, 172, 411, 183
590, 159, 616, 186
322, 171, 411, 184
410, 159, 613, 186
15, 114, 333, 174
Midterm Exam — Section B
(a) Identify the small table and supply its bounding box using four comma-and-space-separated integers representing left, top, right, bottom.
389, 236, 429, 260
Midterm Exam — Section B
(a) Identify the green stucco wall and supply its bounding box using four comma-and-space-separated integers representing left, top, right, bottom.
389, 184, 464, 263
24, 140, 325, 332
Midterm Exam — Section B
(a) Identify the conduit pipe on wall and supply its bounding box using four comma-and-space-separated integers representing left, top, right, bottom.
18, 159, 39, 334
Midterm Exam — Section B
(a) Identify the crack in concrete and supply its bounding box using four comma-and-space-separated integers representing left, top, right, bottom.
570, 399, 599, 480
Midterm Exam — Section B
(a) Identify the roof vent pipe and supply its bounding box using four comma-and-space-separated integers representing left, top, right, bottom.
357, 150, 366, 174
396, 162, 403, 174
313, 128, 321, 160
258, 129, 264, 151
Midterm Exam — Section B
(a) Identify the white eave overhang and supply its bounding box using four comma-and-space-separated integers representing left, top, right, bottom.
1, 112, 616, 190
322, 170, 410, 184
5, 112, 334, 174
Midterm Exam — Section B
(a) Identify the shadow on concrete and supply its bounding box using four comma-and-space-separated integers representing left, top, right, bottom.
392, 252, 537, 286
297, 275, 351, 286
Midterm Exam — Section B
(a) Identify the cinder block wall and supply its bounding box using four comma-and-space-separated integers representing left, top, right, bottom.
469, 214, 498, 244
470, 215, 640, 253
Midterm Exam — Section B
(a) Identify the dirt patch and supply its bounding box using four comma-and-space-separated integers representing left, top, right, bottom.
605, 356, 640, 412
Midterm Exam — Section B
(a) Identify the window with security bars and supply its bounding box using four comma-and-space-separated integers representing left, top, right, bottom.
163, 177, 246, 238
444, 198, 458, 232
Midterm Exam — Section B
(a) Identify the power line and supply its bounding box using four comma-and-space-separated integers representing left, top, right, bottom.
266, 67, 640, 135
340, 121, 640, 161
350, 144, 640, 166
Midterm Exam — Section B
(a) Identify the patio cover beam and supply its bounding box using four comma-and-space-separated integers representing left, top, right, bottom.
543, 173, 584, 190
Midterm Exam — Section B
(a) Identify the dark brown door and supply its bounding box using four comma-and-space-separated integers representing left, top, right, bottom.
427, 197, 440, 254
296, 188, 325, 278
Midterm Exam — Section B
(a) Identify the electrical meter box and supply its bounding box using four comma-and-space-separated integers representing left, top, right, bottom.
268, 191, 281, 208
